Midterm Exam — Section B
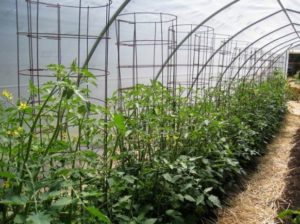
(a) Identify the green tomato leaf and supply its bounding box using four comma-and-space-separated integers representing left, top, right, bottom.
118, 195, 132, 204
71, 60, 78, 72
74, 89, 88, 102
113, 113, 126, 135
203, 120, 210, 126
176, 193, 184, 202
144, 218, 157, 224
196, 195, 205, 205
78, 105, 89, 115
29, 81, 38, 96
40, 191, 61, 201
0, 171, 16, 179
208, 195, 221, 208
165, 210, 184, 222
278, 209, 300, 219
125, 130, 133, 137
14, 214, 26, 223
26, 212, 51, 224
52, 197, 73, 207
81, 68, 96, 80
0, 195, 28, 206
204, 187, 213, 193
123, 175, 136, 184
162, 173, 175, 183
184, 194, 196, 203
86, 206, 111, 224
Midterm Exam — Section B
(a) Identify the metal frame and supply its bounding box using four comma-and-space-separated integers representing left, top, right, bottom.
216, 24, 292, 84
222, 31, 300, 86
17, 0, 300, 112
187, 10, 283, 95
16, 0, 111, 104
227, 41, 300, 91
154, 0, 240, 80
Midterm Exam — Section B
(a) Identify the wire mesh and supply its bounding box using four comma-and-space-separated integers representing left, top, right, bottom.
16, 0, 112, 105
17, 1, 288, 112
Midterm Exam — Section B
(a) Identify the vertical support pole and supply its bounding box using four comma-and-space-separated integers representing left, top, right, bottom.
16, 0, 20, 100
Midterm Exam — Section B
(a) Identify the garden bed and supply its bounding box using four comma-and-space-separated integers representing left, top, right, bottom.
217, 82, 300, 224
217, 110, 300, 224
0, 66, 288, 223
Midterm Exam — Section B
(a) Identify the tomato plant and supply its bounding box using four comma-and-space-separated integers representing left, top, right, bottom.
0, 65, 287, 223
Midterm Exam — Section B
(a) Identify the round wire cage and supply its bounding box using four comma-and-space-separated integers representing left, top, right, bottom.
166, 24, 215, 97
16, 0, 112, 104
116, 12, 178, 92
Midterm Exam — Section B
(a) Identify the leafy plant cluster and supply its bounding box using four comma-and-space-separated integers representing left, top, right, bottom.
294, 71, 300, 84
278, 209, 300, 224
0, 64, 287, 223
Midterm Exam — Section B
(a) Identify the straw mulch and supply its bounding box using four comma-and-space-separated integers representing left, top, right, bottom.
217, 101, 300, 224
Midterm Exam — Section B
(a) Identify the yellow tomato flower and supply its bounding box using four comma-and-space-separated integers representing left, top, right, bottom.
17, 126, 23, 133
3, 181, 10, 189
18, 102, 29, 110
6, 127, 23, 137
12, 130, 20, 137
62, 131, 67, 140
6, 130, 12, 136
2, 89, 13, 100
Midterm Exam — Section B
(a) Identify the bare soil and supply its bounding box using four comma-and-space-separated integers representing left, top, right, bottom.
278, 126, 300, 211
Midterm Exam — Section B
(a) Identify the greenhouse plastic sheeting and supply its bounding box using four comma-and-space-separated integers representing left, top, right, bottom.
1, 0, 300, 95
112, 0, 300, 51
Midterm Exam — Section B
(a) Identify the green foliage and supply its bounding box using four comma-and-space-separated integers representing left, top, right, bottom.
294, 71, 300, 83
278, 209, 300, 224
0, 66, 287, 223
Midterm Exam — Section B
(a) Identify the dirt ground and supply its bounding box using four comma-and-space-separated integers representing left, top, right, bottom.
216, 82, 300, 224
279, 126, 300, 210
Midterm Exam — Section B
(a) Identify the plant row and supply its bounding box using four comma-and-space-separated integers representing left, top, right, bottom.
0, 65, 287, 223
